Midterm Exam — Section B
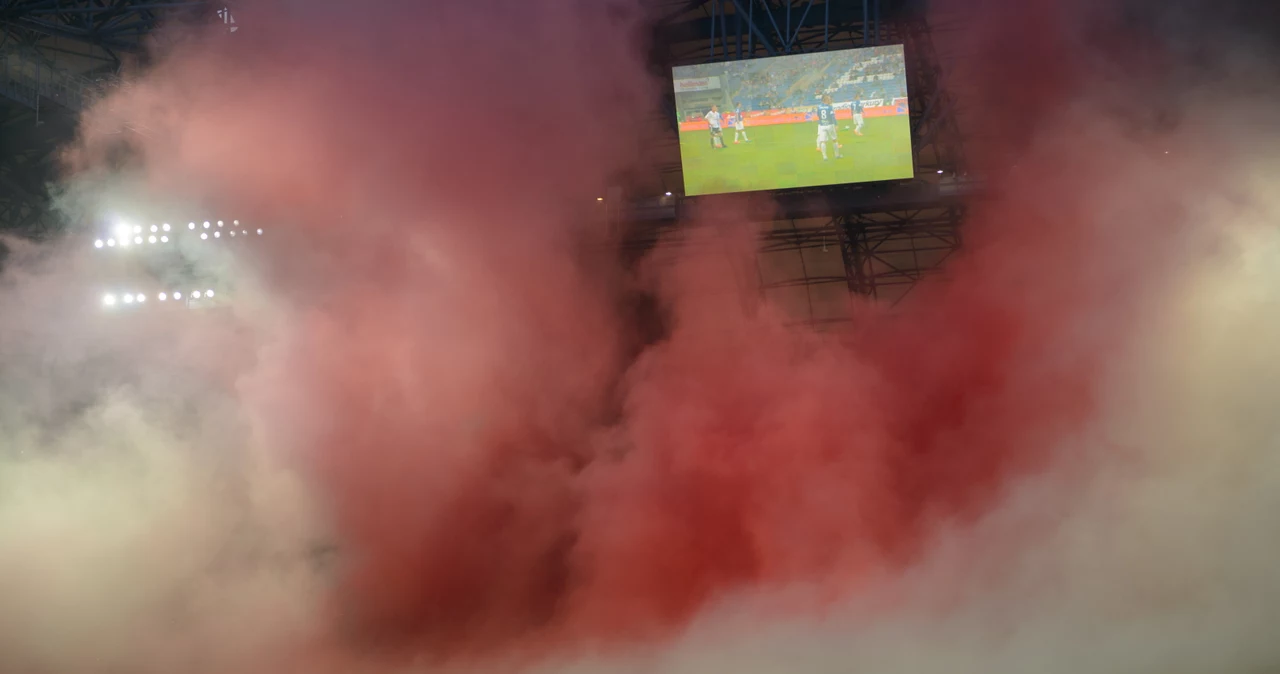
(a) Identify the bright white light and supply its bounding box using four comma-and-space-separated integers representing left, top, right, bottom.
158, 293, 168, 301
214, 231, 221, 238
134, 236, 143, 244
123, 294, 135, 304
94, 239, 104, 248
203, 221, 211, 229
665, 191, 672, 196
233, 220, 240, 226
102, 294, 116, 306
162, 223, 171, 232
201, 233, 208, 240
150, 225, 158, 232
192, 291, 202, 299
217, 220, 224, 227
937, 169, 944, 174
241, 231, 247, 236
119, 237, 130, 247
136, 294, 146, 303
256, 228, 263, 235
206, 289, 215, 297
173, 291, 182, 300
148, 236, 157, 244
230, 231, 236, 237
133, 225, 142, 234
596, 197, 603, 201
188, 222, 196, 230
160, 235, 169, 243
107, 238, 116, 247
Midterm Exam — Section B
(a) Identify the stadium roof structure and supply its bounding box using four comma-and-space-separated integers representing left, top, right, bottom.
0, 0, 218, 237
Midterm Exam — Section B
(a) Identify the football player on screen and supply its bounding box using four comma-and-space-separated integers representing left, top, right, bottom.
732, 102, 750, 143
816, 94, 843, 161
704, 104, 726, 149
851, 97, 865, 136
816, 93, 824, 152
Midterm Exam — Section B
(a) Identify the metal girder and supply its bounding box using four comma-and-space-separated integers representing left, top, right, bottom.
656, 0, 916, 66
831, 204, 963, 301
898, 12, 965, 176
0, 0, 212, 64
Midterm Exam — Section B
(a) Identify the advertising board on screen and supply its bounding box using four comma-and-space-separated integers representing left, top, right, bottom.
673, 45, 913, 196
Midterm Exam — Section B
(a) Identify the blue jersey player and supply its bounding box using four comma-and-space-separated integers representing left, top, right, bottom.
816, 94, 843, 160
851, 98, 865, 136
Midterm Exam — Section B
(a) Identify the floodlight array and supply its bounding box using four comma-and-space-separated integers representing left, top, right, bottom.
101, 288, 218, 309
94, 219, 263, 250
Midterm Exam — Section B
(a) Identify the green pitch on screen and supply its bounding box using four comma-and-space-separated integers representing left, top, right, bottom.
679, 116, 914, 196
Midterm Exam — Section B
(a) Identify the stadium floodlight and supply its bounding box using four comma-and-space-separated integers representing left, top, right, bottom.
150, 225, 158, 232
162, 223, 171, 232
134, 236, 143, 244
148, 236, 157, 244
123, 294, 135, 304
256, 228, 263, 235
937, 169, 944, 174
217, 220, 224, 227
136, 294, 146, 303
133, 225, 142, 234
214, 231, 221, 238
173, 291, 182, 300
94, 239, 104, 248
107, 238, 116, 247
203, 221, 211, 229
115, 223, 131, 240
230, 230, 236, 237
200, 233, 209, 240
119, 237, 130, 247
102, 294, 117, 306
206, 289, 215, 297
596, 197, 603, 201
233, 220, 240, 226
192, 291, 202, 299
665, 191, 672, 196
161, 235, 169, 243
189, 222, 196, 230
158, 293, 168, 301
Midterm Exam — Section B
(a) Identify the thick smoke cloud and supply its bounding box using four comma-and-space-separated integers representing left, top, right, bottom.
1, 0, 1279, 672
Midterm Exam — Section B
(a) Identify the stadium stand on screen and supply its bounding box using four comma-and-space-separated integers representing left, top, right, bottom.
673, 45, 913, 196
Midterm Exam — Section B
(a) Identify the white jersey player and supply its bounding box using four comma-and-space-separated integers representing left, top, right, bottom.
732, 103, 750, 143
704, 104, 725, 149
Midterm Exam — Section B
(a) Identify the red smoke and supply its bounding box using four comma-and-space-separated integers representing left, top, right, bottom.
67, 0, 1208, 667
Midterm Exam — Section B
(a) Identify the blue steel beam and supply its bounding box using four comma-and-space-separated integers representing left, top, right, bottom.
726, 0, 777, 56
663, 0, 913, 64
784, 0, 817, 52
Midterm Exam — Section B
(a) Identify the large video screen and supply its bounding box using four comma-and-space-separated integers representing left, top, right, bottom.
673, 45, 913, 196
